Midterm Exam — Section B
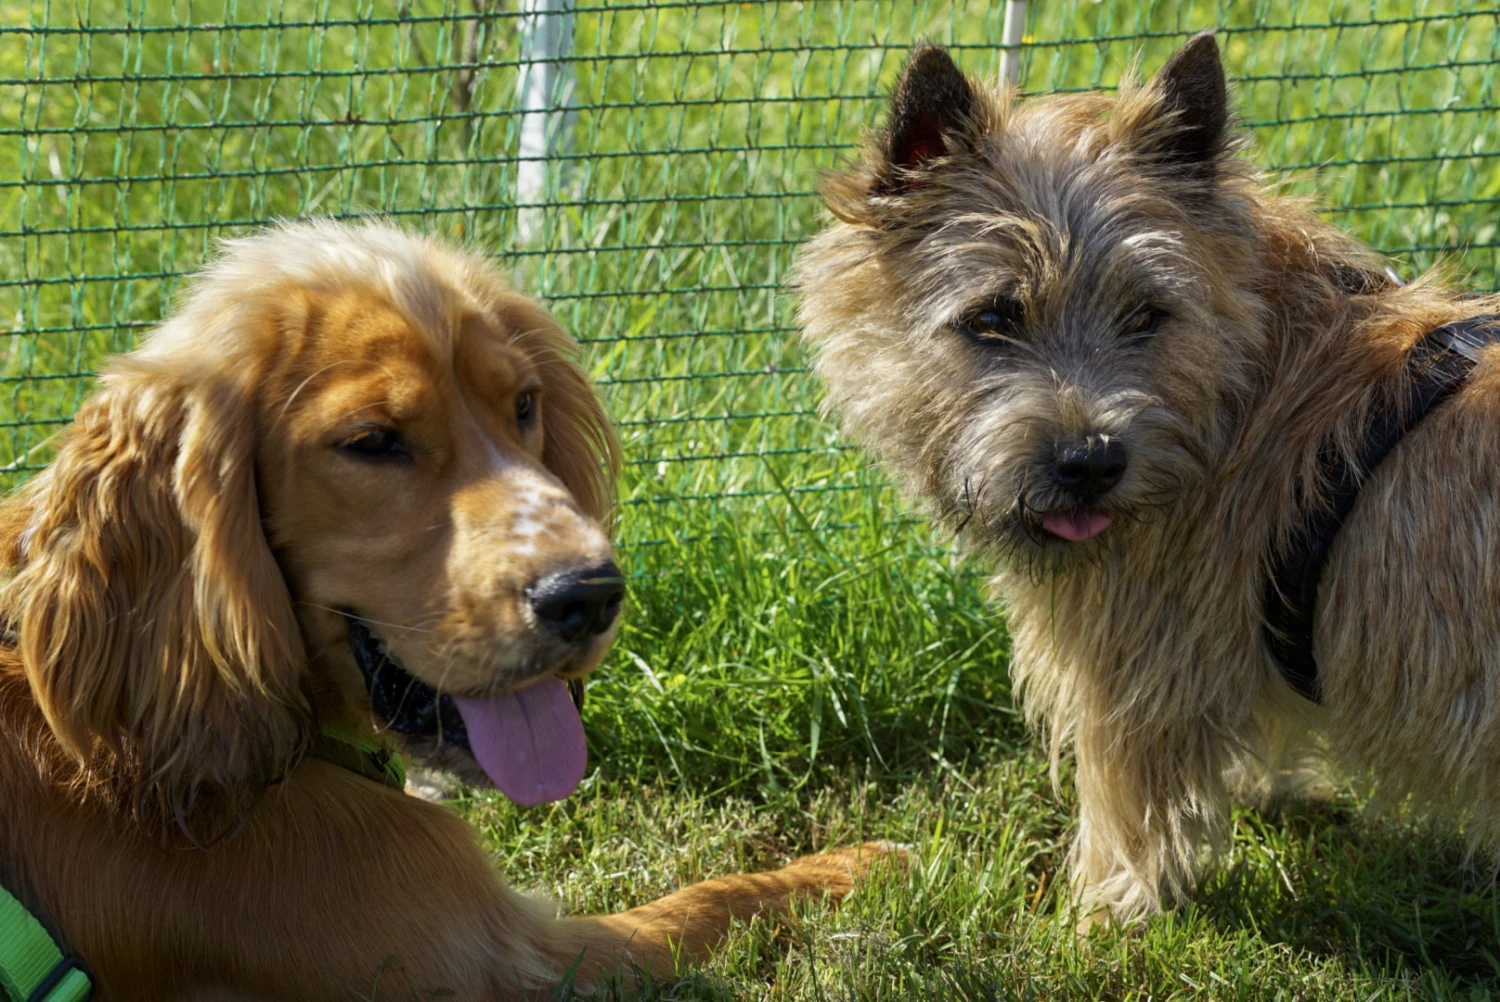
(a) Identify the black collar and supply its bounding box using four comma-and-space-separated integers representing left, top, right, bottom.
1265, 313, 1500, 702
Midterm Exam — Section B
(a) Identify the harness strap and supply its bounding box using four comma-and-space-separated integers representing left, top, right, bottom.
1265, 314, 1500, 702
0, 887, 91, 1002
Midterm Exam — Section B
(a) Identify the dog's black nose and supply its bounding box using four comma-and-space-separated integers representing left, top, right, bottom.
528, 561, 625, 643
1052, 438, 1127, 499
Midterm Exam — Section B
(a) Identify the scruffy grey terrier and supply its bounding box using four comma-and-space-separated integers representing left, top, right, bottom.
794, 33, 1500, 920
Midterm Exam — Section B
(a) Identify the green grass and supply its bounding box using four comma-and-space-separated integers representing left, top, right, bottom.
459, 763, 1500, 1000
5, 1, 1500, 998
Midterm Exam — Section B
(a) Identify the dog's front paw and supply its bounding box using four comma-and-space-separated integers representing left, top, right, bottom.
1073, 900, 1116, 935
1067, 867, 1167, 936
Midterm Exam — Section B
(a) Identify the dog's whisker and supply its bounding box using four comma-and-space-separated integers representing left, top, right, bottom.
298, 602, 437, 635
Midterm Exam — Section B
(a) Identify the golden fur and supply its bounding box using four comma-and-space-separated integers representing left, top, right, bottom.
0, 219, 887, 999
793, 35, 1500, 921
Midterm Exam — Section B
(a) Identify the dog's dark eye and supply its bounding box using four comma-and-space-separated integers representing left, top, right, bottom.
1124, 307, 1167, 338
516, 391, 537, 428
961, 299, 1025, 342
341, 428, 409, 462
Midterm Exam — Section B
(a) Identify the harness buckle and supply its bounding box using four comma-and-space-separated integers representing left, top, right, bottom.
24, 954, 91, 1002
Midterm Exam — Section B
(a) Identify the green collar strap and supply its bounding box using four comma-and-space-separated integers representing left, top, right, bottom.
0, 885, 91, 1002
308, 725, 407, 791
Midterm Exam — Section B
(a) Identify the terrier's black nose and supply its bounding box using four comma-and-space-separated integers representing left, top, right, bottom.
528, 561, 625, 643
1052, 438, 1127, 499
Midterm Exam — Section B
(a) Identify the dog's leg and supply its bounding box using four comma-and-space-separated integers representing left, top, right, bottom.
1223, 704, 1337, 810
1068, 715, 1231, 925
553, 841, 901, 985
19, 757, 895, 1000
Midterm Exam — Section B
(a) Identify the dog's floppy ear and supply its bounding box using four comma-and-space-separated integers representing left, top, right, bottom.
9, 358, 310, 834
1138, 31, 1230, 177
875, 45, 980, 194
502, 297, 620, 529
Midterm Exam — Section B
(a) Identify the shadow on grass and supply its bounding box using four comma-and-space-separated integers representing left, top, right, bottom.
1199, 798, 1500, 986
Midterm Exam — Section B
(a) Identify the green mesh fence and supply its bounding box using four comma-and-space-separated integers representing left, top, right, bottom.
3, 2, 1498, 557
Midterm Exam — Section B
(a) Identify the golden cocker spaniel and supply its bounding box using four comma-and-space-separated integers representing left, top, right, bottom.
0, 220, 884, 1000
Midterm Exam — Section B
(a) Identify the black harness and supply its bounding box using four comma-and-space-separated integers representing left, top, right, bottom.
1264, 313, 1500, 702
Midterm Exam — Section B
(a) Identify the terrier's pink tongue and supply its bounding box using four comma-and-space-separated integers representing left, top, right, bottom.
451, 678, 586, 807
1042, 509, 1113, 542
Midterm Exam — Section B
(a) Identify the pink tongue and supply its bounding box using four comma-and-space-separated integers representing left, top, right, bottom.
451, 678, 587, 807
1042, 509, 1113, 542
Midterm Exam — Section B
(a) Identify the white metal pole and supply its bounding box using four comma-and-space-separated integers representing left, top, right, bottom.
999, 1, 1027, 87
515, 0, 576, 243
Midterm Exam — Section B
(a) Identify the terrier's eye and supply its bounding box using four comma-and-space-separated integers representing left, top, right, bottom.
516, 391, 537, 427
961, 299, 1025, 341
1124, 307, 1167, 338
340, 427, 410, 462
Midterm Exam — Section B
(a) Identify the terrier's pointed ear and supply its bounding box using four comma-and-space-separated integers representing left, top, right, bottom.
877, 46, 978, 192
1145, 31, 1228, 172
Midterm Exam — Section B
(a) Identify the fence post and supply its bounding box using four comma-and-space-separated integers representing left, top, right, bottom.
999, 1, 1026, 86
515, 0, 576, 243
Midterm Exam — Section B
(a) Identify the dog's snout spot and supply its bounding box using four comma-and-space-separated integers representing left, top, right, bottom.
528, 561, 625, 643
1053, 438, 1127, 499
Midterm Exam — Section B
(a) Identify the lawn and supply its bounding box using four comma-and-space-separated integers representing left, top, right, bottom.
4, 1, 1500, 998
